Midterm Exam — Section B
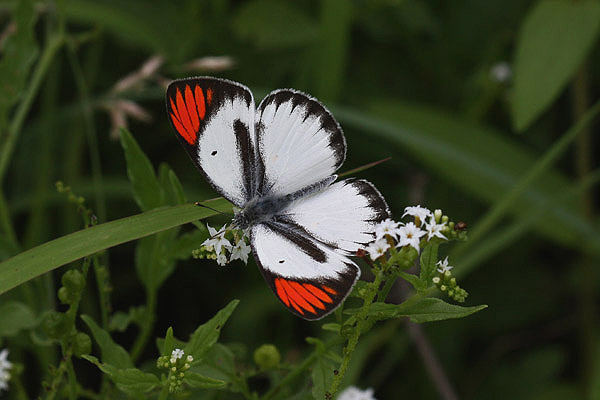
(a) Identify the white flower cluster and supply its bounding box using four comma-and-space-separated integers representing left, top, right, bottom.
337, 386, 377, 400
366, 205, 447, 260
201, 224, 251, 266
157, 348, 194, 393
0, 349, 12, 392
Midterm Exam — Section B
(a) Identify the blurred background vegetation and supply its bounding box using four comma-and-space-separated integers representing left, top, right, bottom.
1, 0, 600, 398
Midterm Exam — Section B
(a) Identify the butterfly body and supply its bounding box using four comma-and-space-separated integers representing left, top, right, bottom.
166, 77, 390, 320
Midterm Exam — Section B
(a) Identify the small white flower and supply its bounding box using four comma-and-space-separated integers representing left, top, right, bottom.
216, 252, 228, 266
171, 348, 184, 360
374, 218, 400, 240
337, 386, 377, 400
229, 239, 251, 264
186, 355, 194, 362
202, 224, 232, 256
402, 205, 432, 222
424, 219, 447, 241
396, 222, 426, 252
0, 349, 12, 392
366, 238, 390, 260
436, 256, 453, 274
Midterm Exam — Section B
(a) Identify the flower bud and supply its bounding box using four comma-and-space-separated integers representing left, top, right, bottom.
72, 332, 92, 357
254, 344, 281, 370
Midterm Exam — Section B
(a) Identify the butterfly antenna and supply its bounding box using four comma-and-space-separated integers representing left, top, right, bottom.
194, 201, 232, 216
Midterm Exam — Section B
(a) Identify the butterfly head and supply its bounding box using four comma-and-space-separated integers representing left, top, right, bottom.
232, 209, 251, 230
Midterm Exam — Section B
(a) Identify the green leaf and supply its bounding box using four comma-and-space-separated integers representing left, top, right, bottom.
311, 356, 335, 400
193, 344, 237, 386
135, 229, 178, 291
398, 271, 425, 291
170, 230, 207, 260
108, 306, 146, 332
232, 0, 318, 49
512, 0, 600, 131
162, 327, 175, 356
62, 0, 187, 58
366, 298, 487, 323
419, 242, 439, 287
0, 0, 38, 129
83, 355, 159, 395
185, 300, 239, 361
0, 301, 36, 336
340, 101, 600, 253
184, 372, 227, 389
158, 164, 187, 205
0, 199, 231, 296
81, 315, 133, 368
120, 128, 163, 211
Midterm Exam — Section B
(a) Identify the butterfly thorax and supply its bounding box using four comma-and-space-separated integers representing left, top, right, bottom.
232, 195, 289, 229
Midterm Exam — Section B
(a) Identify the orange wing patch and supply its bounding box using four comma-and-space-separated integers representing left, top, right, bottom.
168, 84, 209, 145
274, 278, 336, 317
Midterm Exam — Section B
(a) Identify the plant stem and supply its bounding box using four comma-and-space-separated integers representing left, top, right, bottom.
65, 40, 106, 223
130, 289, 157, 363
0, 32, 64, 185
328, 268, 384, 397
454, 98, 600, 257
570, 64, 597, 390
262, 337, 342, 400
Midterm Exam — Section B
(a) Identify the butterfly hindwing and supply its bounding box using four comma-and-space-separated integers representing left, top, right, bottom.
166, 77, 257, 207
283, 179, 390, 254
255, 89, 346, 197
250, 221, 359, 320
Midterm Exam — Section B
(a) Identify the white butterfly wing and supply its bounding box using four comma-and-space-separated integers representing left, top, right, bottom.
166, 77, 256, 207
250, 222, 359, 320
255, 89, 345, 197
283, 179, 390, 253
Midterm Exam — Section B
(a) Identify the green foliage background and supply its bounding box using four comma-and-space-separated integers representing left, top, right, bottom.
1, 0, 600, 398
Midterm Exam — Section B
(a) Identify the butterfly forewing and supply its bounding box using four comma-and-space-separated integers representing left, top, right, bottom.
250, 222, 359, 320
166, 77, 256, 207
256, 89, 346, 197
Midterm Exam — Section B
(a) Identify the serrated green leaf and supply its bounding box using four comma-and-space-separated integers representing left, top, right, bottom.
185, 300, 239, 361
0, 301, 36, 336
366, 298, 487, 323
192, 344, 239, 390
0, 0, 38, 129
512, 0, 600, 131
232, 0, 318, 49
419, 243, 439, 287
0, 199, 231, 296
120, 128, 163, 211
311, 356, 335, 400
184, 372, 227, 389
81, 315, 133, 368
83, 355, 159, 395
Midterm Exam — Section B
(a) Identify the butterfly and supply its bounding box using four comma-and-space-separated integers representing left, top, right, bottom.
166, 77, 390, 320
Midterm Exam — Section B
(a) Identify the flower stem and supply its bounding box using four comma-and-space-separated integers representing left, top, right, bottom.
328, 268, 384, 397
262, 337, 342, 400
